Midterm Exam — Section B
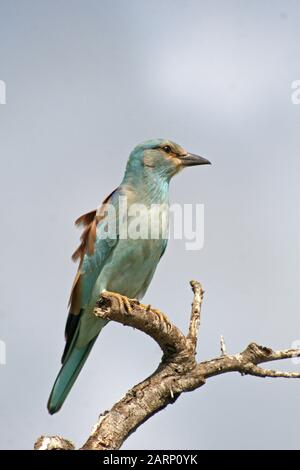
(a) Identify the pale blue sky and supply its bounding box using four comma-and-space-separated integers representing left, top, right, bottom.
0, 0, 299, 449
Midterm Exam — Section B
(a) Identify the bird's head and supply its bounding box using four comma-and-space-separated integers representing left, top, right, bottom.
124, 139, 211, 183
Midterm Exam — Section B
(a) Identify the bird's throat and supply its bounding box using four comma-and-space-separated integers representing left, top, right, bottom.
122, 169, 170, 206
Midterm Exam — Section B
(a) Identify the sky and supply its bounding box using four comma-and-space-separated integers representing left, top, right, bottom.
0, 0, 299, 450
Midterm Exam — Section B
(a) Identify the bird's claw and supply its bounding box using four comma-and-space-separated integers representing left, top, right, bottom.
137, 303, 172, 331
151, 308, 172, 332
103, 291, 133, 314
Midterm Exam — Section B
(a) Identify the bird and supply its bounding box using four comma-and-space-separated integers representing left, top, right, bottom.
47, 139, 210, 414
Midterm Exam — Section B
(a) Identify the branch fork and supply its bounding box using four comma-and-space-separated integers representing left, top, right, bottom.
35, 281, 300, 450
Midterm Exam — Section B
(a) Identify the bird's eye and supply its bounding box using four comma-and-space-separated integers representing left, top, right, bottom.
163, 146, 172, 154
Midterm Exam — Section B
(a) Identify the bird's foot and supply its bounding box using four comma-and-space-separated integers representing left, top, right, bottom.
138, 303, 171, 330
149, 306, 172, 332
138, 302, 150, 310
103, 290, 133, 314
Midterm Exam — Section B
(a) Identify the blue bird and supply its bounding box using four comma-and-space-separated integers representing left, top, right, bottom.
47, 139, 210, 414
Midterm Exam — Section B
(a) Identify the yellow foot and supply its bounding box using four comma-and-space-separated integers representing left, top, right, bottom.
137, 303, 171, 330
103, 290, 133, 314
138, 302, 150, 310
151, 307, 172, 332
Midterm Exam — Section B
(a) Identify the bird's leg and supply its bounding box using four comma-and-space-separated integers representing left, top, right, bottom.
102, 290, 133, 314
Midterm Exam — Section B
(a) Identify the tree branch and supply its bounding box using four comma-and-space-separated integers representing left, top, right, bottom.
187, 280, 204, 350
36, 281, 300, 450
34, 435, 75, 450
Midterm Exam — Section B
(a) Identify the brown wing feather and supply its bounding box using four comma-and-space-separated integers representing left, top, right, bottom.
75, 209, 97, 227
71, 189, 117, 263
68, 188, 118, 318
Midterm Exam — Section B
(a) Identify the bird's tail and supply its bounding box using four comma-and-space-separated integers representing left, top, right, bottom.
47, 336, 97, 415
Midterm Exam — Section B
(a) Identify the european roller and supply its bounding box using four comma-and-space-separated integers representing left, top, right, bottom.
47, 139, 210, 414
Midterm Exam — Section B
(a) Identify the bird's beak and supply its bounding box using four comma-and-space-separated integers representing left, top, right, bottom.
177, 153, 211, 167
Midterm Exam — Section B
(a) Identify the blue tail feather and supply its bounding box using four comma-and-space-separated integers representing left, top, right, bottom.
47, 337, 97, 414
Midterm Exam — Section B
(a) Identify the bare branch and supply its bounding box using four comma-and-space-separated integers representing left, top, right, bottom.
94, 291, 188, 356
197, 342, 300, 379
81, 285, 205, 450
220, 335, 227, 356
36, 282, 300, 450
241, 363, 300, 379
34, 435, 75, 450
187, 280, 204, 350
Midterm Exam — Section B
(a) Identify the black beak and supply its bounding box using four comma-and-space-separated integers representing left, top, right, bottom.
177, 153, 211, 167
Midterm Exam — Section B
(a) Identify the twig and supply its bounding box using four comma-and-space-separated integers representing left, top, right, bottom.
242, 363, 300, 378
220, 335, 227, 356
197, 342, 300, 379
187, 280, 204, 351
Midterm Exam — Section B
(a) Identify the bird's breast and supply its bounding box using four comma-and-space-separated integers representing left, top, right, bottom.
100, 204, 169, 298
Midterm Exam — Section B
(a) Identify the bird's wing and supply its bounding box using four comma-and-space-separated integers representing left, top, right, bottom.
64, 188, 119, 357
69, 188, 118, 312
159, 237, 168, 260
